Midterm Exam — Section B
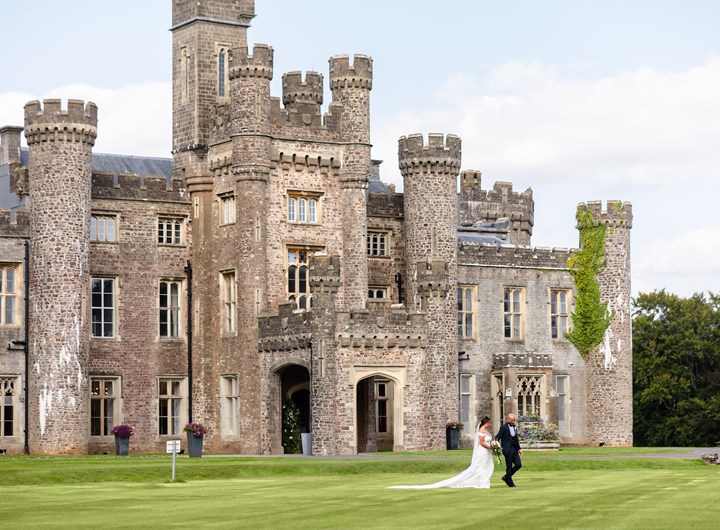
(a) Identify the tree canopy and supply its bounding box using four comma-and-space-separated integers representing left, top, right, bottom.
633, 290, 720, 446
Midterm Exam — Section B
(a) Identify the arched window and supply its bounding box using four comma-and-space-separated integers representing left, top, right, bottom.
298, 198, 306, 223
218, 48, 227, 97
308, 199, 317, 223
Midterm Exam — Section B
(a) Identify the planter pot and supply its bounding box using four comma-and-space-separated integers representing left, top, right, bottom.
115, 435, 130, 456
187, 433, 204, 458
446, 428, 460, 450
301, 433, 312, 456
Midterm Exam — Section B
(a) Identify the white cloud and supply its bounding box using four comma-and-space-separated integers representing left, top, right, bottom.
0, 82, 171, 158
633, 229, 720, 296
371, 58, 720, 297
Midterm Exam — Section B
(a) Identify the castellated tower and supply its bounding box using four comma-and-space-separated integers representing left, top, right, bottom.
329, 55, 372, 310
24, 99, 97, 454
580, 201, 633, 446
399, 133, 461, 448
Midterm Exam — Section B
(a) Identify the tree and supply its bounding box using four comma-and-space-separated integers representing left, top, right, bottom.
633, 290, 720, 446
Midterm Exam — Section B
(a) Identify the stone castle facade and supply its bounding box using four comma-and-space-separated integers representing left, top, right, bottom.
0, 0, 632, 455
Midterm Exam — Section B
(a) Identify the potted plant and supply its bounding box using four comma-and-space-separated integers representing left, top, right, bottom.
445, 421, 464, 450
183, 422, 208, 457
516, 415, 560, 450
110, 423, 135, 456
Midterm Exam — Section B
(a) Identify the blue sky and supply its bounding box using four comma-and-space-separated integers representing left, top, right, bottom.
2, 1, 719, 297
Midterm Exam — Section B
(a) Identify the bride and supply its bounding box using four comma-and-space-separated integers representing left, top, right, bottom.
388, 415, 495, 489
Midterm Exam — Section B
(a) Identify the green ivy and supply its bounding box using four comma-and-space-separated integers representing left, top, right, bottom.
565, 208, 613, 358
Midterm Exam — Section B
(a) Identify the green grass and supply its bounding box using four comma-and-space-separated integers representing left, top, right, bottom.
0, 451, 718, 529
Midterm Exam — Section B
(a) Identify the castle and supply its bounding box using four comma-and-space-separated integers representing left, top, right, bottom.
0, 0, 632, 455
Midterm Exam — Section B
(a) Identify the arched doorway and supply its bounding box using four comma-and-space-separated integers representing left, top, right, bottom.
278, 364, 310, 454
357, 376, 394, 452
351, 366, 407, 453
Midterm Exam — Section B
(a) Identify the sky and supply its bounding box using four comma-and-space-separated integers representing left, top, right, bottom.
1, 0, 719, 298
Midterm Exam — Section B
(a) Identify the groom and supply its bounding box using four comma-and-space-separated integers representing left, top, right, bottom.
496, 413, 523, 487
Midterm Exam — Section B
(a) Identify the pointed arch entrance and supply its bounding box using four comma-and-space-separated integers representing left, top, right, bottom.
270, 361, 310, 454
350, 366, 406, 453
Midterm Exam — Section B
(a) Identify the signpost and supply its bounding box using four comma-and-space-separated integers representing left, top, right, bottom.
166, 440, 181, 480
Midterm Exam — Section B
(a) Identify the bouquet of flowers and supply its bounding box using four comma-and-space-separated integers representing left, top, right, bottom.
490, 440, 502, 465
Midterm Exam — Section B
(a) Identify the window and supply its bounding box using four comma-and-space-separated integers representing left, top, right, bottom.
503, 287, 523, 339
0, 265, 18, 325
457, 286, 475, 339
556, 375, 570, 435
287, 247, 322, 309
90, 214, 116, 242
193, 197, 200, 219
460, 374, 474, 436
158, 378, 185, 435
375, 380, 390, 433
218, 47, 228, 98
551, 290, 570, 339
1, 376, 17, 437
91, 278, 115, 338
287, 192, 320, 224
221, 375, 239, 436
90, 377, 119, 436
160, 280, 182, 338
220, 194, 235, 225
222, 272, 236, 333
517, 375, 542, 418
367, 231, 388, 257
368, 287, 387, 299
158, 218, 183, 245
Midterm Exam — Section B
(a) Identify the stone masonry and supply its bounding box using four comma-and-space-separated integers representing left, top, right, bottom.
0, 1, 633, 454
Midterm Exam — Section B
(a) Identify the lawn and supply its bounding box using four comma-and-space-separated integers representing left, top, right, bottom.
0, 450, 717, 529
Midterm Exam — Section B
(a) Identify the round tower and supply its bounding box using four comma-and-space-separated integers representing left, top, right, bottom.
399, 133, 462, 449
223, 44, 274, 453
24, 99, 97, 454
329, 55, 372, 310
579, 200, 633, 446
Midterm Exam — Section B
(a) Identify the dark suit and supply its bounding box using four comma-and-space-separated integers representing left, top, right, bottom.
495, 422, 522, 486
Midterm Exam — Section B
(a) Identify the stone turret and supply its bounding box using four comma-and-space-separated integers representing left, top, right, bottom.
329, 55, 373, 310
399, 133, 461, 449
579, 200, 633, 446
282, 71, 323, 127
24, 99, 97, 454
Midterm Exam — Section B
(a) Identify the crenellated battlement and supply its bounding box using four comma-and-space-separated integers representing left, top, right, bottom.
416, 259, 450, 297
282, 71, 324, 105
335, 304, 427, 349
578, 200, 633, 229
269, 150, 341, 174
0, 207, 30, 236
91, 172, 186, 201
229, 44, 274, 80
459, 169, 534, 244
329, 55, 373, 90
24, 99, 97, 146
398, 134, 462, 175
458, 242, 573, 269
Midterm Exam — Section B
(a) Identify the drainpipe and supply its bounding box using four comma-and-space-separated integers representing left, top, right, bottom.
184, 260, 193, 422
23, 240, 30, 454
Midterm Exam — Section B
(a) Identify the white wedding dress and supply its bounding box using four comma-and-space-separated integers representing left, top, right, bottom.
388, 426, 494, 489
